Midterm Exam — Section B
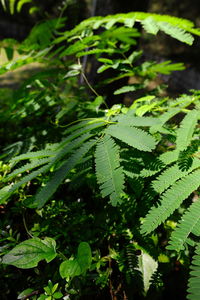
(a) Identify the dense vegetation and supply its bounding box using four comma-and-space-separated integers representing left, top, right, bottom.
0, 2, 200, 299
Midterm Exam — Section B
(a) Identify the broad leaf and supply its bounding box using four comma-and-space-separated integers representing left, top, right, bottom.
59, 260, 82, 278
2, 237, 57, 269
59, 242, 92, 278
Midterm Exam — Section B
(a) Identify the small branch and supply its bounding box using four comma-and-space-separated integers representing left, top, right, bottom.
81, 71, 100, 97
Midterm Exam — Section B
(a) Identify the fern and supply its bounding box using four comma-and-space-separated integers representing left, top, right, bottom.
33, 138, 97, 208
10, 149, 56, 163
157, 21, 194, 45
140, 150, 179, 178
176, 110, 200, 151
0, 163, 50, 204
95, 135, 125, 206
115, 114, 161, 127
150, 107, 180, 134
61, 119, 106, 147
57, 12, 200, 46
106, 125, 156, 152
187, 243, 200, 300
145, 60, 185, 75
4, 157, 51, 182
167, 200, 200, 252
0, 133, 93, 204
141, 17, 159, 35
151, 158, 200, 194
141, 168, 200, 235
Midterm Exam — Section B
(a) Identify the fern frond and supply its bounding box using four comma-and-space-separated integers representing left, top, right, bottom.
141, 169, 200, 235
59, 12, 199, 46
106, 125, 156, 152
141, 17, 159, 35
159, 150, 180, 165
115, 115, 161, 127
190, 210, 200, 237
157, 22, 194, 45
4, 157, 51, 182
61, 119, 106, 147
146, 60, 185, 75
167, 200, 200, 252
33, 138, 97, 208
150, 107, 180, 134
52, 133, 93, 165
1, 133, 93, 204
187, 243, 200, 300
10, 149, 56, 163
176, 110, 200, 151
95, 135, 125, 206
0, 163, 50, 204
152, 158, 200, 194
140, 150, 179, 178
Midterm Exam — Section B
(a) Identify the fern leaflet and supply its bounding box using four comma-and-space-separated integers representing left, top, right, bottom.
33, 138, 97, 208
106, 125, 156, 152
157, 21, 194, 45
167, 200, 200, 251
0, 163, 50, 204
152, 158, 200, 194
4, 157, 52, 182
141, 169, 200, 234
115, 114, 161, 127
176, 110, 199, 151
95, 135, 125, 206
141, 17, 159, 35
187, 243, 200, 300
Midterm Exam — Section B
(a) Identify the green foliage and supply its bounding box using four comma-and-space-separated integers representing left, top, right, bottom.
1, 7, 200, 300
95, 135, 125, 206
141, 169, 200, 235
187, 243, 200, 300
2, 237, 57, 268
59, 242, 92, 278
137, 250, 158, 295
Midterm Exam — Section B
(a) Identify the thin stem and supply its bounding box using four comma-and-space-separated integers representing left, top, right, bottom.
58, 251, 67, 260
78, 58, 109, 109
23, 213, 33, 238
81, 71, 100, 97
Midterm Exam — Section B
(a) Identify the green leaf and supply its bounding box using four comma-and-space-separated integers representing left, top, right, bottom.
17, 288, 34, 299
124, 17, 135, 28
95, 135, 125, 205
59, 260, 82, 278
158, 21, 194, 45
59, 242, 92, 278
141, 17, 159, 34
176, 110, 200, 151
106, 125, 156, 152
2, 237, 57, 269
53, 292, 63, 299
137, 251, 158, 295
114, 85, 137, 95
77, 242, 92, 272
